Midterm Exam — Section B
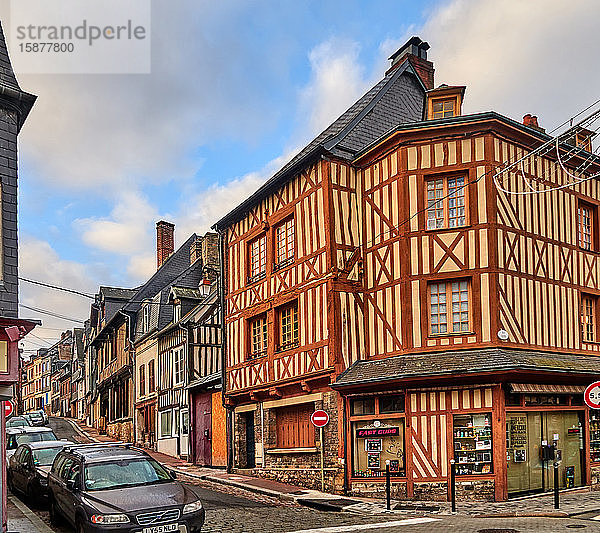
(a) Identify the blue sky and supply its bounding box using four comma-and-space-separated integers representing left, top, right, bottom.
5, 0, 600, 351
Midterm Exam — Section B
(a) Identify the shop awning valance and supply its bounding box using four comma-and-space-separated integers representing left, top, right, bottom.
510, 383, 586, 395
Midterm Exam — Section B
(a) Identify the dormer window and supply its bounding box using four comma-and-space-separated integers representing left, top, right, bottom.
432, 98, 455, 119
142, 301, 151, 333
426, 85, 465, 121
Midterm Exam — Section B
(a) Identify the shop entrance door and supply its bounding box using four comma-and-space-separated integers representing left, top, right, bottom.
507, 411, 584, 496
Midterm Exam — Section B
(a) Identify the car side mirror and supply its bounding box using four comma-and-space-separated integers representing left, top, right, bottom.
169, 470, 177, 480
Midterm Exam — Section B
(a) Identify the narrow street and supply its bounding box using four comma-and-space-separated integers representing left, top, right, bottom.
6, 417, 600, 532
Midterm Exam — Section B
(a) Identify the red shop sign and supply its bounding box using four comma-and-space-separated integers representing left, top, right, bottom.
356, 426, 399, 438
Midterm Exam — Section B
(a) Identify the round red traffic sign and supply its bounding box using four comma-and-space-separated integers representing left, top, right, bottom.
585, 381, 600, 409
311, 410, 329, 428
3, 400, 14, 417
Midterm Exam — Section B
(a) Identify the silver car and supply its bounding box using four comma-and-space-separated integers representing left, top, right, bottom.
6, 427, 58, 460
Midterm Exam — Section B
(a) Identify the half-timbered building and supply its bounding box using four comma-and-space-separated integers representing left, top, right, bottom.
215, 36, 600, 501
185, 284, 226, 467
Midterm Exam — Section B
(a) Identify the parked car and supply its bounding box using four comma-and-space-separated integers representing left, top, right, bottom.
48, 444, 205, 532
7, 427, 58, 460
6, 416, 31, 428
8, 441, 73, 500
25, 411, 46, 426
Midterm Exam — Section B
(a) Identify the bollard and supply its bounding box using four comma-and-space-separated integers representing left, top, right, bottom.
554, 462, 559, 509
386, 460, 391, 510
450, 459, 456, 513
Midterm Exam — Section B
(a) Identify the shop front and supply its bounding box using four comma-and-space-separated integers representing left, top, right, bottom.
505, 386, 587, 497
333, 348, 600, 502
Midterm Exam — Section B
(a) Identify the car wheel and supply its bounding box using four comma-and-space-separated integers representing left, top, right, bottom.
49, 496, 61, 526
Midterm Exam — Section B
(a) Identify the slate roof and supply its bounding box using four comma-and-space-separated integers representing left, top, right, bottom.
98, 286, 137, 326
132, 246, 205, 342
214, 58, 426, 229
333, 348, 600, 389
0, 22, 36, 130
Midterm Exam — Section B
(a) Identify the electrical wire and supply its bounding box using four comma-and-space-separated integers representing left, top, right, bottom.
19, 303, 85, 323
19, 277, 95, 299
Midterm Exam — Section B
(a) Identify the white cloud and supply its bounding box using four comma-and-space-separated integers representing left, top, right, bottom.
423, 0, 600, 130
75, 190, 159, 255
299, 38, 369, 137
19, 236, 96, 354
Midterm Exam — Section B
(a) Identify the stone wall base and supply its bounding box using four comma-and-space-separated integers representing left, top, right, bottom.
106, 420, 133, 442
592, 466, 600, 490
350, 481, 407, 499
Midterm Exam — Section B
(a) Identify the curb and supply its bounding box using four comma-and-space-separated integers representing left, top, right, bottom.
472, 511, 569, 518
61, 417, 100, 442
171, 468, 294, 502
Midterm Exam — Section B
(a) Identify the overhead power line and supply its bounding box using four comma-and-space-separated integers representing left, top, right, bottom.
19, 277, 95, 299
19, 303, 85, 324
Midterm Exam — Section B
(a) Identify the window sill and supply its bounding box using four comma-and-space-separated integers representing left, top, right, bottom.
266, 447, 318, 454
428, 331, 474, 338
424, 224, 470, 233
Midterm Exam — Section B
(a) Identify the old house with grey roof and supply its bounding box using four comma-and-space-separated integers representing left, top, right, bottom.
214, 36, 600, 501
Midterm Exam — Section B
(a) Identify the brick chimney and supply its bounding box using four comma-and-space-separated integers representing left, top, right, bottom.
522, 114, 545, 133
201, 232, 219, 275
387, 36, 434, 89
190, 235, 202, 264
156, 221, 175, 269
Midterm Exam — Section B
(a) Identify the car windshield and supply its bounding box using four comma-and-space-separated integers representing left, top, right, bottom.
84, 458, 172, 491
33, 447, 61, 466
16, 433, 57, 445
7, 418, 29, 427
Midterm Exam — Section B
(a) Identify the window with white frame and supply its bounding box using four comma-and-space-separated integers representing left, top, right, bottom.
160, 410, 172, 438
426, 176, 466, 230
173, 347, 185, 385
429, 280, 470, 335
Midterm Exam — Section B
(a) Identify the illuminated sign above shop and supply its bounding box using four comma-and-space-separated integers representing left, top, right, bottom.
356, 426, 400, 438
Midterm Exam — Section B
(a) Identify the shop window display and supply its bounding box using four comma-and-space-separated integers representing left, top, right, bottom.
453, 413, 492, 475
352, 418, 405, 477
591, 409, 600, 463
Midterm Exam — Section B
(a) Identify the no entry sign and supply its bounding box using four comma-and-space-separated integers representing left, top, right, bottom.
3, 400, 14, 417
311, 410, 329, 428
585, 381, 600, 409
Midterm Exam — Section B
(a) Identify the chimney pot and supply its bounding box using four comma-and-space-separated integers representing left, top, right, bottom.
156, 221, 175, 269
386, 36, 434, 89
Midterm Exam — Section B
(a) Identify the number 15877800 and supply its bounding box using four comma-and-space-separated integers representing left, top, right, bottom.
19, 42, 74, 53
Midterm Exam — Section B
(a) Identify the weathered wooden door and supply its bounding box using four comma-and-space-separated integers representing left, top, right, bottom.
192, 392, 212, 465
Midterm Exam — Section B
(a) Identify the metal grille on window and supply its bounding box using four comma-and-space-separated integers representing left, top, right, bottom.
579, 205, 592, 250
430, 282, 447, 334
427, 179, 444, 229
250, 235, 266, 281
452, 280, 469, 332
448, 177, 465, 227
250, 315, 267, 359
276, 218, 294, 268
280, 304, 298, 350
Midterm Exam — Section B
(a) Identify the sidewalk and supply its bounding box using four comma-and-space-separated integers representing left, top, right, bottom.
7, 496, 54, 533
67, 418, 600, 519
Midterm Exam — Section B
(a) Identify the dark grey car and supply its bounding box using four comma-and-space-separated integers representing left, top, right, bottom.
8, 441, 73, 500
48, 444, 205, 533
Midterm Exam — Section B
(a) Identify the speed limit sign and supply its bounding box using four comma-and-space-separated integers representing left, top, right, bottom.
584, 381, 600, 409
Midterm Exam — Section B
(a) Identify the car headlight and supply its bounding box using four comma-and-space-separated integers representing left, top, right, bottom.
90, 514, 130, 524
183, 500, 203, 514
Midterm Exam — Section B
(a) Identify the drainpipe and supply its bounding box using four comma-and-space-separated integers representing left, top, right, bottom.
342, 395, 349, 496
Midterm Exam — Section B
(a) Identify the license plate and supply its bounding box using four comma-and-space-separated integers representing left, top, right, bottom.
142, 523, 179, 533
